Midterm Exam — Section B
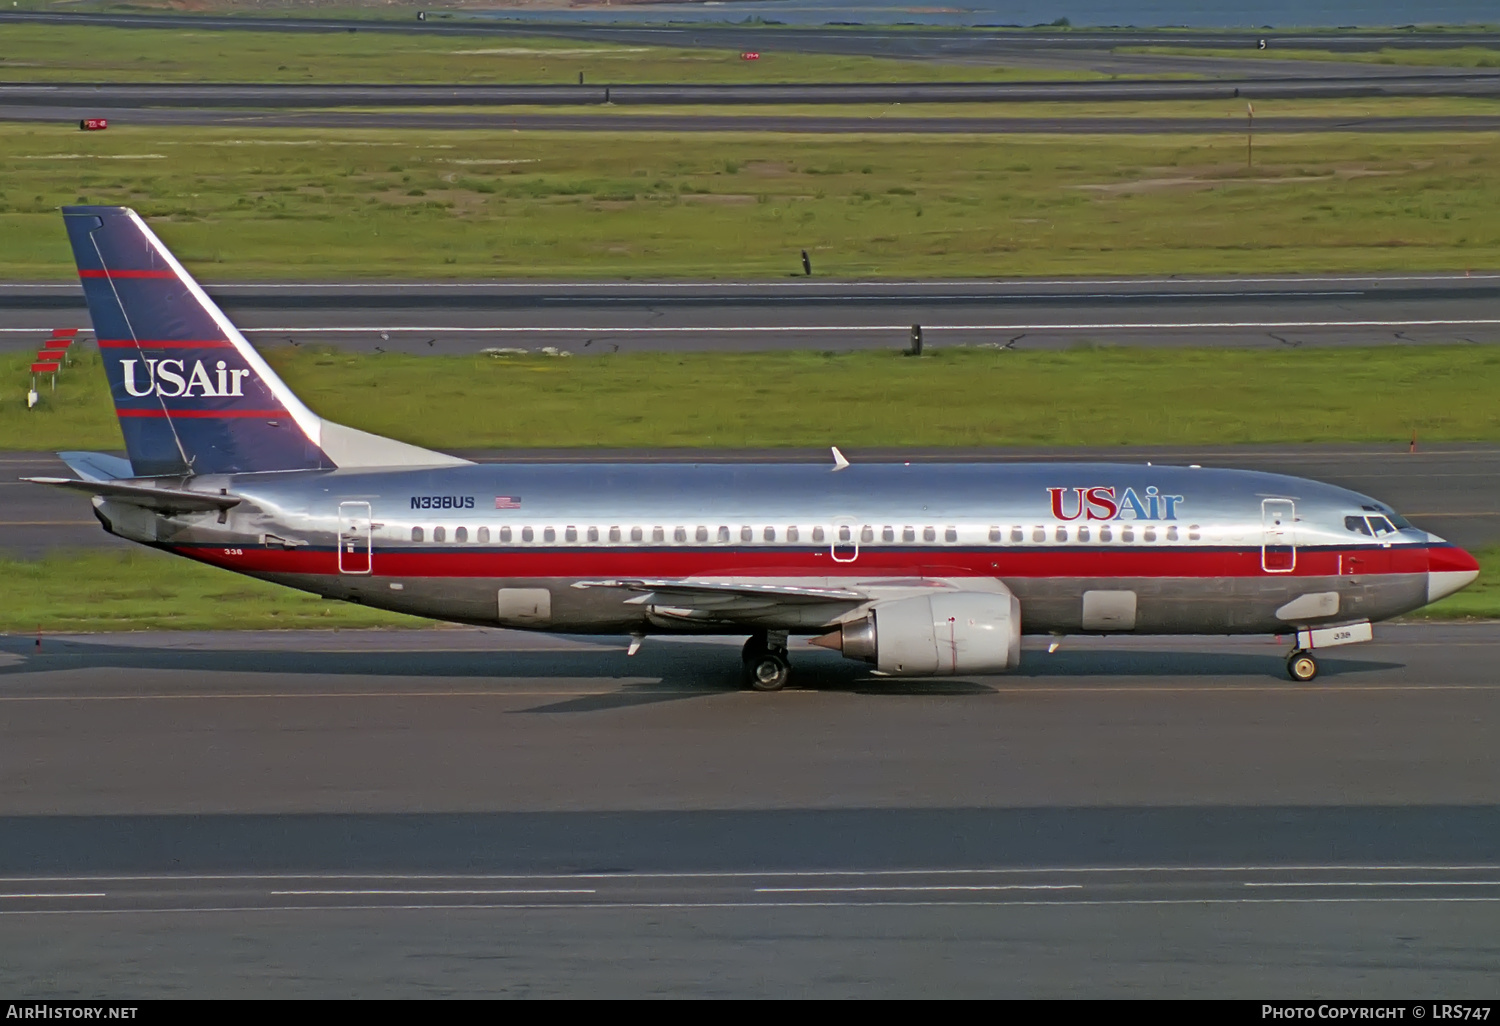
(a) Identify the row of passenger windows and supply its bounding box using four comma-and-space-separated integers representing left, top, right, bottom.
407, 523, 1204, 544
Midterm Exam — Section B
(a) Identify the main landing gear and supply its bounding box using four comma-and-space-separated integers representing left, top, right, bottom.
742, 630, 791, 692
1286, 650, 1319, 682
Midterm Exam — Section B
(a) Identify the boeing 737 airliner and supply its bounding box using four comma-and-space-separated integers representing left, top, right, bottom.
25, 207, 1480, 689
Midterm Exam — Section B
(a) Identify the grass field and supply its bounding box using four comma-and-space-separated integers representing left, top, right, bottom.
1122, 45, 1500, 68
1, 549, 419, 632
9, 345, 1500, 453
0, 22, 1102, 84
2, 544, 1493, 633
3, 124, 1499, 280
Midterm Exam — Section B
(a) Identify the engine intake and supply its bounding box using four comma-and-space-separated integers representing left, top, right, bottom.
813, 590, 1021, 676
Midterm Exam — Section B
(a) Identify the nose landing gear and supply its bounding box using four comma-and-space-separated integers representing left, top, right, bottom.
742, 630, 791, 691
1287, 650, 1318, 682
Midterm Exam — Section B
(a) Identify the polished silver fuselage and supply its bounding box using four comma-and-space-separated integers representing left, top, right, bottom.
94, 461, 1455, 637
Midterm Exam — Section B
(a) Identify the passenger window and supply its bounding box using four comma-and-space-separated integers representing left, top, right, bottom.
1121, 526, 1134, 543
1032, 526, 1045, 543
904, 527, 917, 543
565, 526, 578, 543
587, 526, 599, 543
945, 527, 958, 543
786, 526, 799, 543
522, 527, 534, 542
884, 526, 896, 543
696, 526, 709, 543
718, 526, 731, 543
1345, 516, 1373, 536
543, 527, 556, 543
477, 526, 490, 543
631, 527, 645, 543
1010, 527, 1023, 543
411, 526, 424, 542
433, 526, 446, 543
610, 527, 622, 543
860, 526, 874, 544
1055, 526, 1067, 543
1143, 526, 1156, 543
812, 526, 824, 543
500, 526, 512, 543
764, 526, 776, 542
1165, 526, 1177, 542
923, 527, 936, 543
988, 527, 1000, 543
1077, 525, 1090, 543
742, 526, 754, 542
1188, 525, 1200, 541
455, 526, 468, 543
1099, 526, 1113, 542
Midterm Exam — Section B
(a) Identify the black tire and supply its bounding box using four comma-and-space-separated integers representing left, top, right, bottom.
1287, 651, 1318, 682
744, 650, 791, 692
742, 635, 767, 666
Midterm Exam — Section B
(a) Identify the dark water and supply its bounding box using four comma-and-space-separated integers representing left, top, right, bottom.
478, 1, 1495, 28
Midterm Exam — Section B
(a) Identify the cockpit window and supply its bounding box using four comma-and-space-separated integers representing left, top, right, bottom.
1386, 512, 1412, 529
1344, 516, 1372, 536
1368, 515, 1396, 536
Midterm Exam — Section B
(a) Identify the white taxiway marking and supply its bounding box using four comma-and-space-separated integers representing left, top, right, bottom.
5, 897, 1500, 916
269, 888, 596, 896
230, 319, 1500, 333
754, 884, 1085, 893
0, 893, 106, 899
1244, 880, 1500, 888
6, 273, 1493, 289
6, 864, 1500, 884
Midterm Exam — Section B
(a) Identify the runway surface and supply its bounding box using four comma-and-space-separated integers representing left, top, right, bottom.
10, 76, 1500, 109
6, 443, 1498, 557
0, 623, 1497, 996
5, 273, 1499, 354
12, 105, 1500, 133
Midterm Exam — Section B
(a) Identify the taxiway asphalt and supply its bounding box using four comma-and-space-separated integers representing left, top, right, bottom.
5, 443, 1498, 557
0, 623, 1497, 996
5, 273, 1499, 354
11, 105, 1500, 132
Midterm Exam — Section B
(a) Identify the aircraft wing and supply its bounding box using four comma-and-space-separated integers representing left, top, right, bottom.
572, 578, 868, 611
22, 477, 241, 514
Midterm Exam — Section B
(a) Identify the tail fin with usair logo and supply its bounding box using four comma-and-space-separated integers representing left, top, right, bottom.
61, 206, 467, 477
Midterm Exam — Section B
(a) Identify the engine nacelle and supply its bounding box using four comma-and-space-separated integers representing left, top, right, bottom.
814, 590, 1022, 676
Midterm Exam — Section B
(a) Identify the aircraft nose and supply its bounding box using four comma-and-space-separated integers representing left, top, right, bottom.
1428, 544, 1481, 603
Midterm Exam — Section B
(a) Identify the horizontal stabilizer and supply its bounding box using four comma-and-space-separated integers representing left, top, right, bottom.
22, 476, 241, 514
57, 451, 134, 482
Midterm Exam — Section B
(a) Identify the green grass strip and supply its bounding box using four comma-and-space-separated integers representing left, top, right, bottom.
3, 125, 1498, 280
1, 548, 419, 632
1, 545, 1493, 633
0, 22, 1100, 84
7, 346, 1500, 452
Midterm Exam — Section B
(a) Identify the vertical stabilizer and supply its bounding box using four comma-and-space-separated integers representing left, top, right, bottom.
63, 206, 332, 476
63, 206, 469, 476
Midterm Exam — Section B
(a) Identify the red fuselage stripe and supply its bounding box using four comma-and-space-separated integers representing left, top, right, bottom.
177, 543, 1448, 580
97, 339, 235, 349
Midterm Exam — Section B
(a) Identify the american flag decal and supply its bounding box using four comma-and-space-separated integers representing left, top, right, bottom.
495, 496, 521, 509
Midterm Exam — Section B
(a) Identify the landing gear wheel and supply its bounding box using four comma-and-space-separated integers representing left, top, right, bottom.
743, 649, 791, 692
1287, 651, 1318, 682
742, 635, 767, 665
